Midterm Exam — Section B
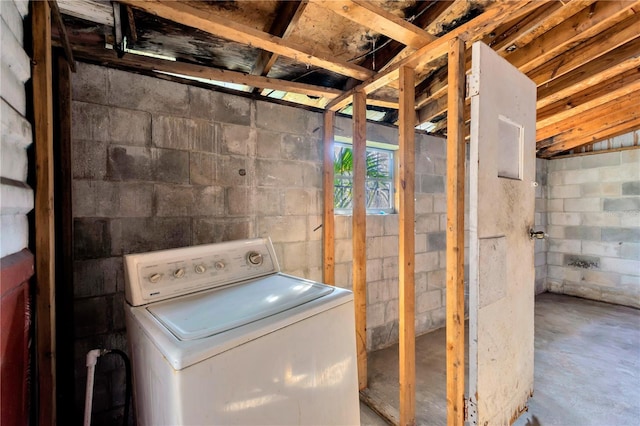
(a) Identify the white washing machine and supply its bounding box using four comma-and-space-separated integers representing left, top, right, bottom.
124, 238, 360, 425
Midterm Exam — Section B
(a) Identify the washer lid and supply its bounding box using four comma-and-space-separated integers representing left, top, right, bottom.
146, 274, 333, 341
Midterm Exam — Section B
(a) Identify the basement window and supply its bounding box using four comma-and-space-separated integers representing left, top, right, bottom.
333, 142, 395, 214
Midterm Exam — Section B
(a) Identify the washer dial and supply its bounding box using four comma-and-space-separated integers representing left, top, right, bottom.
247, 251, 263, 266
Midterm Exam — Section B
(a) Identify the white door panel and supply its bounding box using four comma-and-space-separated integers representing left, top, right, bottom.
468, 41, 537, 426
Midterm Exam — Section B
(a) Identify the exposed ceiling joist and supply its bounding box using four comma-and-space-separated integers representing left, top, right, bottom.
57, 0, 114, 26
314, 0, 436, 49
70, 46, 342, 100
119, 0, 374, 81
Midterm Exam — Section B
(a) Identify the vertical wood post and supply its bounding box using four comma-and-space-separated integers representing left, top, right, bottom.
323, 111, 336, 285
446, 37, 466, 426
352, 90, 368, 390
33, 1, 57, 424
398, 65, 416, 426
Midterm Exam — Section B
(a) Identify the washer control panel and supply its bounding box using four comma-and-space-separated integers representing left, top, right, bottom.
124, 238, 279, 306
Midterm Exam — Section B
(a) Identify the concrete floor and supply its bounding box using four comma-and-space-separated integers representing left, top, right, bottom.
360, 293, 640, 425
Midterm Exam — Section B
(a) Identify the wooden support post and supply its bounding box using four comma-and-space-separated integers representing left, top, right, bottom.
33, 1, 57, 424
352, 90, 367, 390
398, 65, 416, 426
323, 111, 336, 285
446, 37, 466, 426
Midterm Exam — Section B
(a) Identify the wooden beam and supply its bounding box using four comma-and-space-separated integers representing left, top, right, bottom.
536, 91, 640, 141
326, 0, 544, 111
315, 0, 435, 49
537, 39, 640, 108
70, 45, 342, 100
32, 1, 56, 424
398, 65, 416, 426
507, 0, 640, 74
48, 0, 75, 72
537, 68, 640, 122
57, 0, 114, 26
119, 0, 373, 81
446, 37, 465, 426
252, 1, 308, 78
536, 77, 640, 130
323, 111, 335, 285
540, 115, 640, 157
527, 13, 640, 86
352, 90, 368, 390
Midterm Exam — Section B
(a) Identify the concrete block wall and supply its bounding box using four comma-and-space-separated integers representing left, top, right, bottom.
546, 148, 640, 308
333, 116, 448, 350
535, 158, 548, 294
71, 63, 327, 423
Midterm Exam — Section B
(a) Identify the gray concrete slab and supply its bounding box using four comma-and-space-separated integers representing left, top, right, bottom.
361, 293, 640, 425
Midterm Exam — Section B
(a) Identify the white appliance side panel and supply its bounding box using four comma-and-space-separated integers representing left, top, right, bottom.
129, 302, 360, 426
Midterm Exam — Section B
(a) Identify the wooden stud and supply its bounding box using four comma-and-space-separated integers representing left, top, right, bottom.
48, 0, 75, 72
323, 111, 336, 286
398, 65, 416, 426
352, 89, 368, 390
32, 1, 57, 424
446, 37, 465, 426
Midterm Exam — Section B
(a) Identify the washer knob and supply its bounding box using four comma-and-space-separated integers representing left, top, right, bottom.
149, 273, 163, 283
247, 251, 263, 266
194, 264, 206, 274
215, 261, 225, 270
173, 268, 186, 278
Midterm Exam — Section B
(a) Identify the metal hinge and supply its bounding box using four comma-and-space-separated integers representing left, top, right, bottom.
464, 397, 478, 425
467, 73, 480, 97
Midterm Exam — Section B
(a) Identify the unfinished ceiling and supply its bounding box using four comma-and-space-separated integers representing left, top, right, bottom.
53, 0, 640, 158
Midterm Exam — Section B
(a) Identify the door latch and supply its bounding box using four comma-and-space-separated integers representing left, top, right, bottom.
529, 229, 547, 240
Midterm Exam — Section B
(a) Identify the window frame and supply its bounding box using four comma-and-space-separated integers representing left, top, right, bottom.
333, 140, 397, 215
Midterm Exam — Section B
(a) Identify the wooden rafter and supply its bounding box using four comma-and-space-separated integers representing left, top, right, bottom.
119, 0, 374, 80
68, 46, 342, 100
315, 0, 435, 49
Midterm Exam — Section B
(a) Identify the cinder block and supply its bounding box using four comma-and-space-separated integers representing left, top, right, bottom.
564, 254, 600, 269
221, 124, 254, 156
109, 108, 151, 146
600, 257, 640, 276
581, 182, 620, 197
74, 218, 111, 260
564, 226, 601, 241
550, 184, 581, 199
581, 241, 620, 257
603, 197, 640, 211
621, 148, 640, 163
601, 227, 640, 243
211, 91, 252, 126
415, 251, 439, 273
547, 265, 581, 282
256, 100, 320, 135
427, 231, 446, 252
108, 68, 189, 116
74, 296, 110, 339
433, 194, 446, 213
549, 212, 581, 226
282, 134, 322, 162
581, 270, 620, 287
564, 197, 600, 212
415, 214, 439, 233
427, 269, 445, 290
187, 86, 212, 119
73, 63, 109, 104
385, 300, 399, 323
110, 217, 191, 255
384, 214, 399, 235
255, 159, 305, 187
562, 168, 599, 185
581, 152, 621, 168
107, 145, 152, 181
284, 188, 320, 215
546, 225, 564, 239
599, 163, 640, 182
334, 262, 353, 289
189, 152, 217, 185
415, 155, 435, 175
415, 233, 427, 253
73, 257, 123, 298
415, 271, 428, 293
620, 243, 640, 260
366, 121, 399, 146
217, 156, 250, 187
302, 163, 323, 188
192, 186, 225, 216
256, 130, 282, 159
415, 193, 433, 213
366, 258, 383, 282
548, 238, 581, 253
335, 239, 353, 263
192, 218, 252, 244
282, 242, 313, 272
256, 215, 307, 243
600, 288, 640, 309
154, 184, 193, 217
622, 181, 640, 195
561, 281, 602, 302
420, 174, 445, 193
546, 199, 563, 212
112, 292, 126, 330
380, 235, 399, 257
367, 236, 383, 259
546, 252, 563, 266
621, 212, 640, 227
417, 290, 442, 314
72, 101, 110, 141
155, 148, 190, 184
153, 115, 215, 152
548, 156, 581, 171
582, 212, 620, 227
366, 215, 384, 237
367, 303, 386, 328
